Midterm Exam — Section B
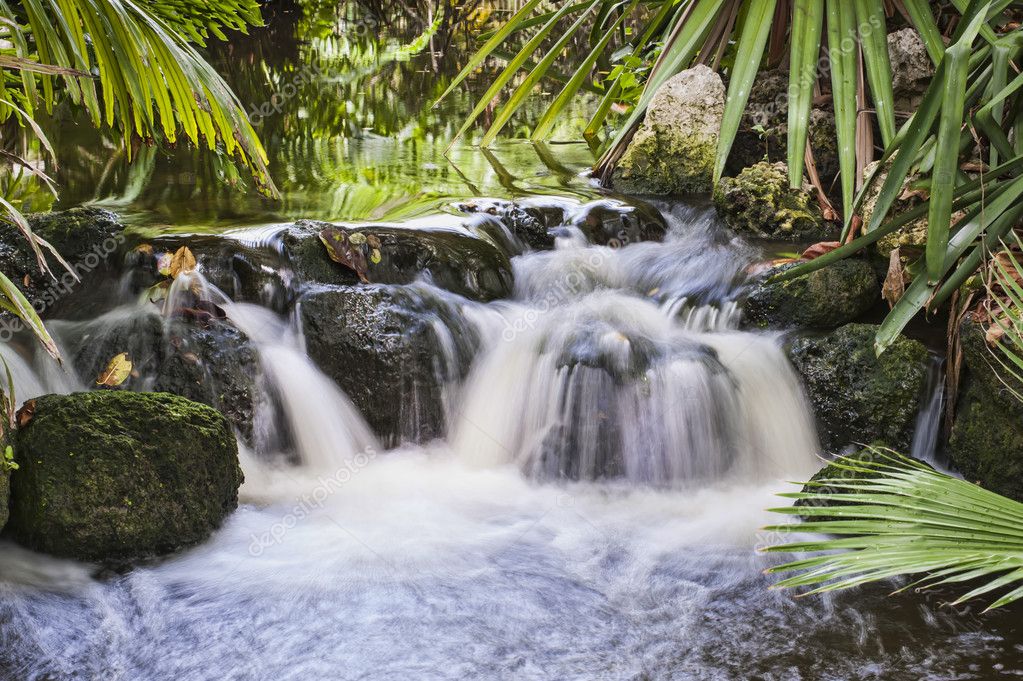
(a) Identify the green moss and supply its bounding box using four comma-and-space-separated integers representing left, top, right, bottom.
788, 323, 929, 452
8, 391, 241, 564
713, 162, 829, 239
613, 128, 717, 195
743, 259, 879, 330
948, 318, 1023, 502
949, 382, 1023, 502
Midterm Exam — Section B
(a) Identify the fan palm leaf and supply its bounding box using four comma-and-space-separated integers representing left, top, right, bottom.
764, 447, 1023, 610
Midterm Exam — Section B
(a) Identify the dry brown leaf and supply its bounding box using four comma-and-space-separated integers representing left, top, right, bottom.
134, 243, 154, 256
801, 241, 841, 261
96, 352, 133, 387
168, 246, 197, 278
882, 248, 907, 308
16, 399, 35, 428
319, 227, 370, 284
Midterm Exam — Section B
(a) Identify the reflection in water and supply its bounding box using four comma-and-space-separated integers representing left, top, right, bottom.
41, 1, 601, 229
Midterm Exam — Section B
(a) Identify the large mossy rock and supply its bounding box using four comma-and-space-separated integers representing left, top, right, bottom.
8, 391, 242, 563
788, 323, 929, 452
0, 208, 126, 319
713, 162, 830, 240
743, 259, 878, 330
612, 65, 724, 195
949, 317, 1023, 501
282, 220, 513, 302
300, 285, 478, 446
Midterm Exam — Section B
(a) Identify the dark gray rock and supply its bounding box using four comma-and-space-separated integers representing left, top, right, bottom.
949, 317, 1023, 501
300, 284, 479, 446
743, 259, 878, 330
282, 220, 513, 302
788, 323, 929, 452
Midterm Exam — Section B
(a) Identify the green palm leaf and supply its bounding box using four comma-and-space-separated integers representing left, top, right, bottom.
765, 447, 1023, 610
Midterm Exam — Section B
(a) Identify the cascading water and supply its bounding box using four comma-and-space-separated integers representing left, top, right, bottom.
0, 203, 1018, 680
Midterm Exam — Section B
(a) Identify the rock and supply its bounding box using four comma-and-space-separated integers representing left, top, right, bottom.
714, 162, 831, 240
727, 69, 839, 181
859, 161, 930, 256
788, 323, 929, 452
612, 65, 725, 195
282, 220, 513, 301
948, 317, 1023, 501
300, 284, 479, 446
8, 391, 242, 563
743, 259, 879, 330
60, 311, 262, 445
137, 234, 294, 313
0, 208, 126, 323
888, 28, 934, 113
458, 198, 667, 250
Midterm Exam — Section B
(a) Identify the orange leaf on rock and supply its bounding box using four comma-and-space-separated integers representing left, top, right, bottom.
169, 246, 197, 278
319, 227, 370, 284
96, 353, 133, 387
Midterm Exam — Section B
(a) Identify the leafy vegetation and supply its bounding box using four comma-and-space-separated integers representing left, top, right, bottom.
766, 446, 1023, 610
450, 1, 1023, 355
0, 0, 273, 359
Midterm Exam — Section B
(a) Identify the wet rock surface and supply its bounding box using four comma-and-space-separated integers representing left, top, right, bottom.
743, 259, 878, 330
949, 317, 1023, 501
788, 323, 929, 452
300, 284, 478, 446
58, 311, 262, 444
0, 207, 127, 320
8, 391, 241, 564
282, 220, 513, 302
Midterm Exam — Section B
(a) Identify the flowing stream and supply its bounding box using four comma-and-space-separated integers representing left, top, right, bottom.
0, 204, 1020, 680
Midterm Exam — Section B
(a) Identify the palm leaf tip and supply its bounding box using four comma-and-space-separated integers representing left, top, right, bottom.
767, 446, 1023, 609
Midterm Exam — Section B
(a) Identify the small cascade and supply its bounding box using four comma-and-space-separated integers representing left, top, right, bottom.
911, 355, 946, 464
453, 207, 819, 486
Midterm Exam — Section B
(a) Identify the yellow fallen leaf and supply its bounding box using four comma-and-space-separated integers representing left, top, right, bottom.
169, 246, 197, 278
96, 353, 133, 387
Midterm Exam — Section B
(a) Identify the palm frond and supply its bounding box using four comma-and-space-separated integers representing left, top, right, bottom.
0, 0, 276, 196
765, 447, 1023, 611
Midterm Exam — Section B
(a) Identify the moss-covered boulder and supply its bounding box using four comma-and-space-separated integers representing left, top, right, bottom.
788, 323, 929, 452
300, 284, 479, 446
0, 208, 126, 323
742, 259, 878, 330
714, 162, 831, 240
282, 220, 513, 302
859, 161, 934, 256
949, 317, 1023, 501
8, 391, 242, 563
612, 65, 724, 195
